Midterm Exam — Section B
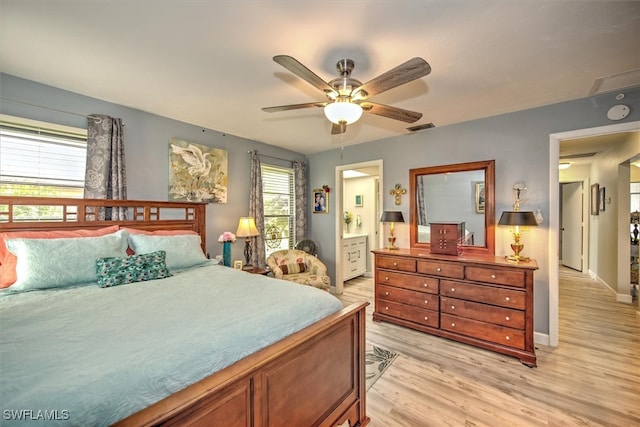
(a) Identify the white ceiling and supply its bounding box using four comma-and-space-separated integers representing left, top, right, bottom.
1, 1, 639, 155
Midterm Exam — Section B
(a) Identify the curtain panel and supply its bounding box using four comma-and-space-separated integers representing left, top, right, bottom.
84, 115, 127, 220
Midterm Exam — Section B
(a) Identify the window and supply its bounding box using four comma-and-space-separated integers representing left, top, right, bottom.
262, 164, 296, 257
0, 115, 87, 198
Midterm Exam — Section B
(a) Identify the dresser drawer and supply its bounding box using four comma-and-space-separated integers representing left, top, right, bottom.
376, 299, 439, 328
378, 284, 439, 309
440, 280, 525, 310
417, 260, 464, 279
441, 314, 525, 349
377, 255, 416, 272
465, 266, 526, 288
440, 297, 524, 329
376, 270, 439, 294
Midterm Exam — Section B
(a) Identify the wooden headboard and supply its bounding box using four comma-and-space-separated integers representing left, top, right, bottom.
0, 197, 207, 252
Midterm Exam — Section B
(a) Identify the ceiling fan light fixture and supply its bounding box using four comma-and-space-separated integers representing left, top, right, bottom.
324, 100, 363, 125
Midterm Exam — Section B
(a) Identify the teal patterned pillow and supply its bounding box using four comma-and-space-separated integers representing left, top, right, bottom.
96, 251, 172, 288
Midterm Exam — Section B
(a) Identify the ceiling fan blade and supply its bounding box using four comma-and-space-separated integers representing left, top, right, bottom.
273, 55, 337, 95
331, 122, 346, 135
360, 101, 423, 123
262, 102, 327, 113
352, 57, 431, 99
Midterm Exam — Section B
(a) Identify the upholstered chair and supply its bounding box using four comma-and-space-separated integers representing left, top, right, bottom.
266, 249, 330, 291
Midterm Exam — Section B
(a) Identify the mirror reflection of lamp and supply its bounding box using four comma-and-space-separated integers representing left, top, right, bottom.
380, 211, 405, 250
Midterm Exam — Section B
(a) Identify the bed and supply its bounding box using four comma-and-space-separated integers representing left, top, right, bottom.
0, 196, 369, 427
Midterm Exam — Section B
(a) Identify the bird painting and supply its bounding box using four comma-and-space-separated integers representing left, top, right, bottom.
169, 139, 228, 203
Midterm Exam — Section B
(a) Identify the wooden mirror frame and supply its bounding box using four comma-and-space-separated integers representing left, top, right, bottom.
409, 160, 495, 255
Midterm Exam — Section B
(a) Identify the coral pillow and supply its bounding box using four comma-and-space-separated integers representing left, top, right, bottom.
0, 225, 119, 288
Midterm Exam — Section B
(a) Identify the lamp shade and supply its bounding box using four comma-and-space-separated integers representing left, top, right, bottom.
498, 211, 538, 226
236, 217, 260, 237
324, 101, 363, 125
380, 211, 405, 223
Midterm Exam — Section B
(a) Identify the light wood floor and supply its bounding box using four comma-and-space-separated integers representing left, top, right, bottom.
337, 267, 640, 427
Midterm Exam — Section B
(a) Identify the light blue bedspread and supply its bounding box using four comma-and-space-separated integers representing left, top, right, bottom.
0, 263, 342, 426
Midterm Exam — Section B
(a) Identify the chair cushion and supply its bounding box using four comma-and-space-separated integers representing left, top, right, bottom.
280, 262, 307, 275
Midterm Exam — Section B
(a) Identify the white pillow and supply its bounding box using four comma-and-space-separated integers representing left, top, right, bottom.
127, 233, 208, 271
6, 230, 129, 291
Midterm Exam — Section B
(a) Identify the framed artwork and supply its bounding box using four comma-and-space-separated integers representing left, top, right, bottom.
313, 188, 329, 214
355, 194, 363, 207
233, 260, 243, 270
591, 183, 600, 215
474, 182, 485, 213
599, 187, 606, 213
169, 138, 228, 203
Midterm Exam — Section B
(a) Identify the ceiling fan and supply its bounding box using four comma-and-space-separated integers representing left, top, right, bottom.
262, 55, 431, 135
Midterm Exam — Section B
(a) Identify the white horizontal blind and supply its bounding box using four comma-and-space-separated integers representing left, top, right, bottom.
261, 164, 295, 257
0, 116, 87, 198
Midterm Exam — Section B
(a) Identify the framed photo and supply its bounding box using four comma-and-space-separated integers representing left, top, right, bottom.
312, 188, 329, 214
591, 183, 600, 215
599, 187, 606, 213
474, 182, 485, 213
355, 194, 363, 207
233, 260, 243, 270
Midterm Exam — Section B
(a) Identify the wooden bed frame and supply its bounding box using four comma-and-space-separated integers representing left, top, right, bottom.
0, 196, 370, 427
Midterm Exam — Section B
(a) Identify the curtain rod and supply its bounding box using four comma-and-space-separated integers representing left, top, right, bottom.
249, 150, 297, 164
1, 97, 104, 121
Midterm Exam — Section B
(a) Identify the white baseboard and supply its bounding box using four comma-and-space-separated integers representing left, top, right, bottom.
617, 293, 633, 303
534, 332, 550, 347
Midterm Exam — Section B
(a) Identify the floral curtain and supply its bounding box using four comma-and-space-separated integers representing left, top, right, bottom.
249, 151, 266, 268
84, 115, 127, 220
293, 160, 307, 242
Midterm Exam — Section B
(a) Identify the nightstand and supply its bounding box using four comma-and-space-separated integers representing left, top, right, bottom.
243, 266, 269, 276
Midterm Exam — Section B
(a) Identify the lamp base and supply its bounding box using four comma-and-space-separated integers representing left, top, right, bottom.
387, 236, 399, 250
505, 242, 529, 262
504, 254, 530, 262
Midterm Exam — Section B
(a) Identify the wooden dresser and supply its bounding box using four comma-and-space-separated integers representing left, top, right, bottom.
372, 248, 538, 367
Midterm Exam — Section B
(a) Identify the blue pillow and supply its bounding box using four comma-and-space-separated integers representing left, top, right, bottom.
96, 251, 172, 288
127, 233, 208, 270
5, 230, 129, 291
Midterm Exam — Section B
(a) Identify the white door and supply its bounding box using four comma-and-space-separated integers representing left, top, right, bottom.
561, 182, 583, 271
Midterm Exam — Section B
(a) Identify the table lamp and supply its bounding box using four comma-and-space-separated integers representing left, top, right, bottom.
380, 211, 404, 250
236, 217, 260, 266
498, 210, 538, 261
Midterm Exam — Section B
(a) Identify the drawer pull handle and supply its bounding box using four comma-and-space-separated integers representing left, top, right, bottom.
424, 300, 429, 304
385, 292, 389, 296
505, 296, 510, 301
451, 323, 455, 327
491, 274, 496, 279
451, 288, 455, 292
385, 306, 389, 310
506, 336, 510, 340
451, 305, 455, 310
505, 316, 510, 321
436, 267, 442, 272
385, 276, 389, 281
424, 316, 429, 320
423, 283, 429, 288
393, 262, 398, 266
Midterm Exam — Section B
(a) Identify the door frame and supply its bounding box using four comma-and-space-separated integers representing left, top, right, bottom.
334, 159, 383, 295
549, 120, 640, 347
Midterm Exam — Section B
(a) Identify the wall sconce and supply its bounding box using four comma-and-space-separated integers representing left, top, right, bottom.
380, 211, 404, 250
498, 210, 538, 262
236, 217, 260, 267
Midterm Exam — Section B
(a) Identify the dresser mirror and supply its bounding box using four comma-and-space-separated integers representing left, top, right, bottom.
409, 160, 495, 255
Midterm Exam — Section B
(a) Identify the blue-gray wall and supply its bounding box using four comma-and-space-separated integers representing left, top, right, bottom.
0, 73, 306, 263
308, 87, 640, 335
